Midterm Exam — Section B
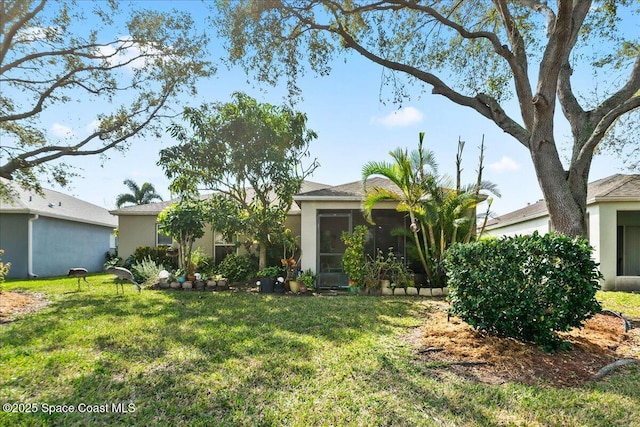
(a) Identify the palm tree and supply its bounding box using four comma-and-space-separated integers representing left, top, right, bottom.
362, 133, 438, 282
362, 133, 500, 286
116, 179, 164, 208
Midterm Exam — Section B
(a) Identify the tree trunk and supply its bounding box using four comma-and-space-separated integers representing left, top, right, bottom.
529, 132, 587, 238
259, 243, 267, 271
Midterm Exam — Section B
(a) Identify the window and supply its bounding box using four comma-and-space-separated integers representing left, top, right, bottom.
156, 224, 173, 246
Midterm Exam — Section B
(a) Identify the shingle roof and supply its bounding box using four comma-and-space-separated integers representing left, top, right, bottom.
485, 174, 640, 229
295, 177, 400, 200
0, 179, 117, 227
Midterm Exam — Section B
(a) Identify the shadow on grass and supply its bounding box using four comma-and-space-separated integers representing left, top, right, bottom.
2, 279, 639, 426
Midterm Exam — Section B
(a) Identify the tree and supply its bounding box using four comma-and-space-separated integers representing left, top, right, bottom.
213, 0, 640, 238
362, 133, 499, 285
157, 199, 208, 277
116, 179, 163, 208
0, 0, 212, 201
158, 92, 319, 270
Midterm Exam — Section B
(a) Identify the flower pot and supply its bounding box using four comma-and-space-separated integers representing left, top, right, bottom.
274, 281, 285, 294
288, 280, 300, 294
259, 278, 274, 293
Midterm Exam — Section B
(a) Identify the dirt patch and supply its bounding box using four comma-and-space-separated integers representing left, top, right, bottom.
0, 291, 49, 324
410, 300, 639, 386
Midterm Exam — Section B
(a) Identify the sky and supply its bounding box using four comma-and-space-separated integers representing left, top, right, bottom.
15, 1, 635, 217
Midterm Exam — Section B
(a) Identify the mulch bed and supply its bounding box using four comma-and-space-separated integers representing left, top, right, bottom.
409, 301, 639, 386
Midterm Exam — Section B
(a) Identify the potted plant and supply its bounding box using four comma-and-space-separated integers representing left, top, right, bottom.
299, 269, 315, 293
341, 225, 369, 294
257, 266, 282, 294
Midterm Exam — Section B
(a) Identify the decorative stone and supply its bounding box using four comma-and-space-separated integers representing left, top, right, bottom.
406, 287, 418, 296
419, 288, 432, 297
182, 281, 193, 290
207, 280, 217, 288
159, 279, 170, 289
382, 287, 393, 296
194, 280, 205, 290
170, 281, 181, 289
393, 288, 406, 296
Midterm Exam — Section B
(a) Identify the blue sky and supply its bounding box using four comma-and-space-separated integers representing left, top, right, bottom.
37, 1, 628, 217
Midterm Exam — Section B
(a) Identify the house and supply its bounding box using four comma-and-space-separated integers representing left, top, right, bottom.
294, 177, 411, 289
483, 174, 640, 291
0, 180, 117, 278
109, 181, 331, 264
111, 178, 413, 287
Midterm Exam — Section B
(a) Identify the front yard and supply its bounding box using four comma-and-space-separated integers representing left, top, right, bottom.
1, 275, 639, 426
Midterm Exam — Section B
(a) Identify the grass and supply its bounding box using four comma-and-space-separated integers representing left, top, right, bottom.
1, 275, 639, 426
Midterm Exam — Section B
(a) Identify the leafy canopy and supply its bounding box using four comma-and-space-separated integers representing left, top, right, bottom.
158, 92, 318, 269
0, 0, 212, 200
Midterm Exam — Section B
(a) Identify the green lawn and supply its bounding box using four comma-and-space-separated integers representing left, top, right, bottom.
1, 275, 639, 426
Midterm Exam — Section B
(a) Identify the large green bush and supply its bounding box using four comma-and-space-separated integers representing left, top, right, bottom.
443, 232, 602, 351
133, 245, 178, 270
216, 253, 258, 283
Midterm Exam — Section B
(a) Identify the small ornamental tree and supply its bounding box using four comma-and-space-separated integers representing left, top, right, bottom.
0, 249, 11, 287
157, 200, 208, 276
444, 232, 602, 351
341, 225, 369, 286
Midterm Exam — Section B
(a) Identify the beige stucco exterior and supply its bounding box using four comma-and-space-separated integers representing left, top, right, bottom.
116, 210, 302, 263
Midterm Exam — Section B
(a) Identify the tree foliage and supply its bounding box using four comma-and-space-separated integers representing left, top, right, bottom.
213, 0, 640, 238
115, 179, 163, 208
362, 132, 499, 286
0, 0, 212, 200
157, 199, 208, 276
157, 92, 318, 270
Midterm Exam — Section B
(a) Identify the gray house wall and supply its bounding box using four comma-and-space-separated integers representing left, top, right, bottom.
31, 216, 112, 277
0, 214, 113, 279
0, 213, 29, 278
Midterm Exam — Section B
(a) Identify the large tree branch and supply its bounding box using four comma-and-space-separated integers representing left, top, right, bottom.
0, 82, 175, 179
290, 6, 530, 146
0, 0, 46, 65
492, 0, 534, 129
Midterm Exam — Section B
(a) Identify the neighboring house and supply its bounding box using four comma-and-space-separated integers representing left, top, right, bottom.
484, 174, 640, 291
0, 180, 117, 278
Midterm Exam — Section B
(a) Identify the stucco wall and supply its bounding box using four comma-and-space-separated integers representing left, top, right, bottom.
597, 201, 640, 290
117, 215, 159, 259
0, 213, 29, 278
484, 216, 549, 238
31, 216, 113, 277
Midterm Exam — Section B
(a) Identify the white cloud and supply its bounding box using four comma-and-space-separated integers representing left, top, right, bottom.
85, 119, 101, 134
50, 123, 74, 138
96, 36, 163, 71
371, 107, 424, 128
488, 156, 521, 173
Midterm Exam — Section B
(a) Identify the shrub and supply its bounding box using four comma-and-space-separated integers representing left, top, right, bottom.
216, 253, 258, 283
133, 245, 178, 270
443, 232, 602, 351
0, 249, 11, 286
131, 256, 165, 285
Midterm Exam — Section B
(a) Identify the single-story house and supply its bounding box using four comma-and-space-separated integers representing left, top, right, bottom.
0, 180, 117, 278
111, 178, 415, 288
483, 174, 640, 291
109, 181, 331, 265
